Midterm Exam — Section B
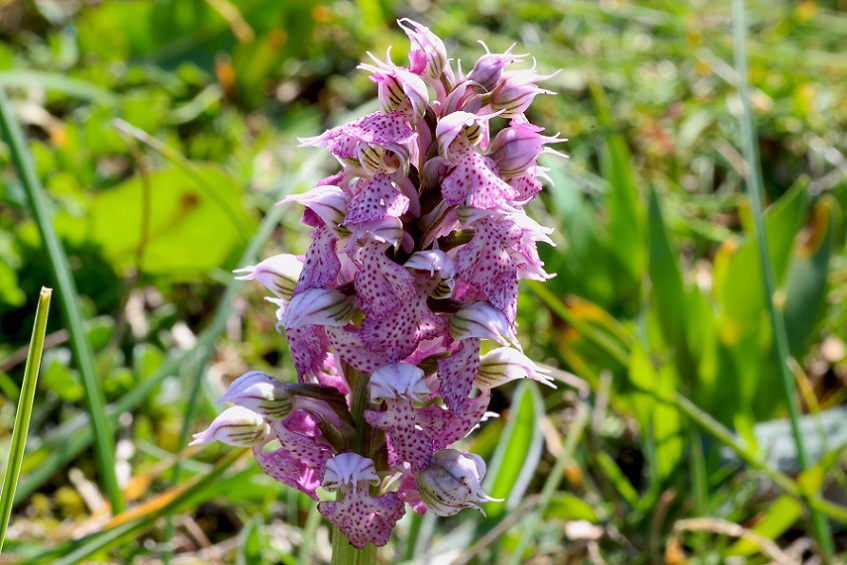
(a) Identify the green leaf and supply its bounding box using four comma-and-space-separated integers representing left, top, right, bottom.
628, 342, 683, 482
595, 451, 639, 508
237, 517, 268, 565
783, 196, 835, 357
647, 188, 692, 373
483, 381, 545, 519
55, 165, 252, 278
545, 492, 600, 523
713, 181, 809, 343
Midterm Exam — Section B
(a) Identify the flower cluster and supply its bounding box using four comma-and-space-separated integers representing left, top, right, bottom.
193, 19, 562, 549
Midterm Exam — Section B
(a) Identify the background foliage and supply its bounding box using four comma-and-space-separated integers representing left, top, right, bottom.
1, 0, 846, 563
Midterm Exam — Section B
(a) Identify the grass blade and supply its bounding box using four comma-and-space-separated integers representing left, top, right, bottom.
731, 0, 832, 557
506, 393, 589, 565
0, 287, 52, 553
0, 90, 124, 514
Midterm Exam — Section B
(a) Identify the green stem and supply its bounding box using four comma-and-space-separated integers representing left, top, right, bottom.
0, 90, 124, 514
731, 1, 832, 559
0, 287, 52, 554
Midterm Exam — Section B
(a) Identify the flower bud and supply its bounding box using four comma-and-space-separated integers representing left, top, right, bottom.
360, 55, 429, 122
398, 18, 449, 81
280, 288, 353, 329
448, 301, 521, 350
477, 347, 555, 389
189, 406, 270, 447
488, 117, 566, 179
416, 450, 498, 516
370, 363, 430, 402
467, 43, 525, 92
234, 254, 302, 300
218, 371, 296, 420
490, 68, 558, 117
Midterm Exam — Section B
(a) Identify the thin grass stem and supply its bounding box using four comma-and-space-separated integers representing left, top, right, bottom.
731, 0, 833, 558
0, 287, 51, 553
506, 394, 590, 565
0, 90, 124, 514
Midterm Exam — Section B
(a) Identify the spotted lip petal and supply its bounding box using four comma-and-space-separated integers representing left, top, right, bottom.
441, 150, 518, 210
299, 110, 416, 160
318, 453, 406, 548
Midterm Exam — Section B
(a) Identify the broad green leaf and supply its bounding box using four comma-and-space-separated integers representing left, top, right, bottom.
783, 196, 835, 357
595, 451, 639, 508
483, 381, 544, 519
54, 165, 252, 279
647, 188, 692, 373
628, 343, 683, 482
713, 182, 809, 342
237, 517, 268, 565
545, 492, 600, 523
591, 78, 643, 292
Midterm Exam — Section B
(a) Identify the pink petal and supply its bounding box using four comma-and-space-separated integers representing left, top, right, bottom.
318, 488, 406, 548
365, 399, 434, 471
441, 151, 517, 209
294, 225, 341, 295
436, 338, 481, 416
345, 173, 410, 225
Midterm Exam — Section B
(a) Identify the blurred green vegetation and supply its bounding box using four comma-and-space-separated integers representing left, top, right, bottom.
1, 0, 846, 563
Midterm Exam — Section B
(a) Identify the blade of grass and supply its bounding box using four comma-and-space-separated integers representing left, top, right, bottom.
29, 449, 245, 565
0, 287, 51, 553
163, 343, 213, 565
731, 0, 833, 558
297, 501, 323, 565
0, 90, 124, 514
506, 393, 589, 565
12, 152, 323, 507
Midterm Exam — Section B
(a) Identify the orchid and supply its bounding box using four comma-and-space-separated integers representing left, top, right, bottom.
193, 19, 563, 558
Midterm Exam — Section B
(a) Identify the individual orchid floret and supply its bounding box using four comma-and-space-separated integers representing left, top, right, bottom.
488, 115, 567, 180
360, 54, 429, 122
404, 250, 457, 298
435, 111, 499, 158
448, 301, 522, 350
280, 287, 353, 330
281, 185, 349, 231
344, 173, 411, 226
234, 254, 302, 301
318, 453, 406, 548
416, 449, 499, 516
490, 66, 559, 117
189, 406, 270, 447
218, 371, 296, 420
398, 18, 449, 82
477, 348, 555, 389
466, 42, 525, 92
440, 149, 518, 210
369, 363, 430, 403
298, 110, 416, 162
